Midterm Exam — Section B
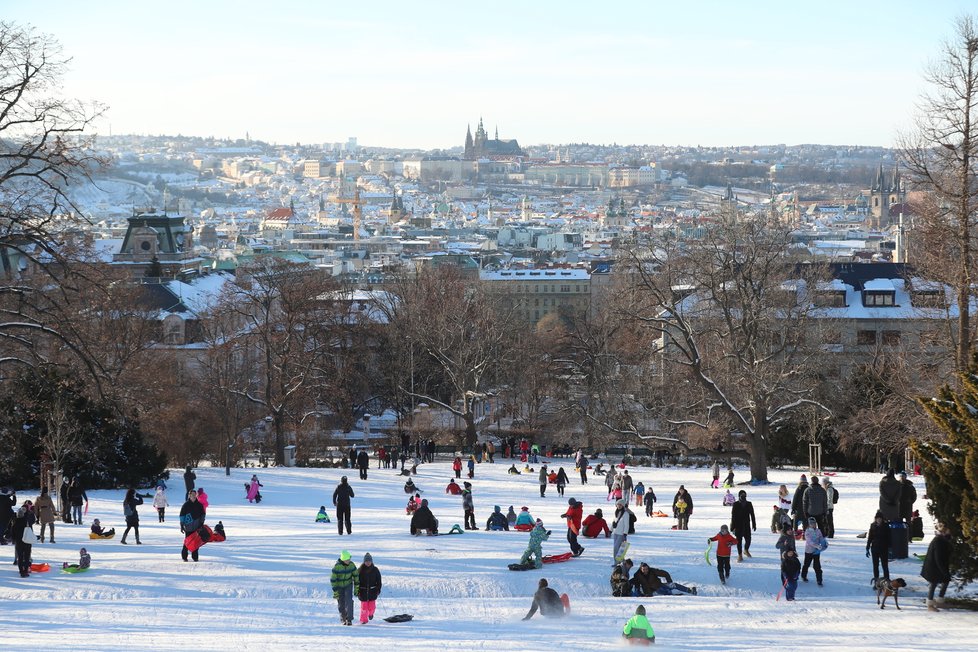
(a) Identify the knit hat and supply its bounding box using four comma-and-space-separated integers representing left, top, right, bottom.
636, 605, 646, 616
463, 481, 471, 488
800, 474, 807, 482
93, 519, 100, 525
341, 476, 348, 482
340, 550, 351, 561
808, 516, 817, 524
319, 505, 326, 511
363, 553, 373, 563
595, 509, 603, 518
521, 506, 529, 511
568, 497, 576, 505
79, 547, 87, 555
494, 505, 501, 512
535, 518, 544, 526
538, 578, 548, 588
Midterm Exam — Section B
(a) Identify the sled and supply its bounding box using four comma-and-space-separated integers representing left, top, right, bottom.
184, 523, 227, 552
651, 510, 669, 518
436, 524, 464, 535
704, 542, 713, 566
383, 614, 414, 623
615, 541, 631, 564
913, 553, 926, 562
30, 563, 50, 572
508, 562, 539, 571
542, 552, 574, 564
62, 565, 90, 574
561, 593, 571, 613
89, 532, 115, 540
514, 524, 534, 532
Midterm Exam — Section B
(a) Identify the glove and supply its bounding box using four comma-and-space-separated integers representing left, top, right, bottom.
866, 550, 870, 558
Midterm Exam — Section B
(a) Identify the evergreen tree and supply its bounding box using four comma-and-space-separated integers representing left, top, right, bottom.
915, 353, 978, 583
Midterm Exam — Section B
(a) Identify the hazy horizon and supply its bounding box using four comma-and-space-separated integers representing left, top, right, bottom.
7, 0, 975, 149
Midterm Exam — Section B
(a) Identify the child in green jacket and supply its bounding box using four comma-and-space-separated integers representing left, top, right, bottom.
622, 604, 655, 645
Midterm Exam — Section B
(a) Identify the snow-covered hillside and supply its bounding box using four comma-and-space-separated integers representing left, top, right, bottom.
1, 461, 972, 650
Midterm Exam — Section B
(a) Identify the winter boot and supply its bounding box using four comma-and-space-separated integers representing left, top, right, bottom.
744, 550, 752, 558
737, 554, 743, 563
927, 599, 940, 612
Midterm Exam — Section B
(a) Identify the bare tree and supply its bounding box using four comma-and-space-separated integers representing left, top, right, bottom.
381, 268, 518, 448
0, 22, 105, 370
902, 14, 978, 371
616, 216, 830, 482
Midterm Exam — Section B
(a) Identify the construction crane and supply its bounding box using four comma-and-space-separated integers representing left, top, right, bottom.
331, 186, 364, 242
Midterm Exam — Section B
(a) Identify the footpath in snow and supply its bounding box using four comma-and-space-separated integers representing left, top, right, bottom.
1, 459, 974, 651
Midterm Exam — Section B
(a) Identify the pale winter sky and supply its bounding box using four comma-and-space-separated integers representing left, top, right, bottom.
6, 0, 976, 149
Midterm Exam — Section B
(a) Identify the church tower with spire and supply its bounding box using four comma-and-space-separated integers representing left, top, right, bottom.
464, 125, 474, 160
869, 164, 905, 229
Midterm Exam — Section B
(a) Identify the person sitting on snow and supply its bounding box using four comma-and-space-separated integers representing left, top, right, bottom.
506, 506, 518, 525
507, 464, 521, 475
90, 519, 115, 538
622, 604, 655, 645
410, 499, 439, 536
582, 508, 612, 538
403, 478, 419, 494
518, 519, 551, 569
611, 558, 634, 596
485, 505, 510, 531
406, 493, 422, 515
630, 562, 697, 596
445, 479, 462, 495
722, 490, 736, 507
316, 506, 331, 523
514, 506, 535, 531
63, 547, 91, 571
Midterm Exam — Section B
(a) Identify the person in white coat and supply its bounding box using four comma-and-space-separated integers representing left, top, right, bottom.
153, 486, 169, 523
611, 499, 632, 564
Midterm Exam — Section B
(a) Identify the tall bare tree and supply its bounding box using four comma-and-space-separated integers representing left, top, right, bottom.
617, 216, 829, 482
0, 23, 105, 370
902, 14, 978, 371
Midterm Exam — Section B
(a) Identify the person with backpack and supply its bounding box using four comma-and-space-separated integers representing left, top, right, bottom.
357, 552, 382, 624
332, 476, 355, 536
121, 488, 143, 545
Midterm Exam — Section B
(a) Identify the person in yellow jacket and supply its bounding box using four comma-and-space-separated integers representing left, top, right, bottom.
622, 604, 655, 645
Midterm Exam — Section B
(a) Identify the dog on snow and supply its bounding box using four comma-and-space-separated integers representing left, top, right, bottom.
874, 577, 907, 610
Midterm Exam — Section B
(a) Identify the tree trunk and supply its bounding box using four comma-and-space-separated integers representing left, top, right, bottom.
464, 411, 478, 449
273, 413, 285, 466
748, 409, 770, 483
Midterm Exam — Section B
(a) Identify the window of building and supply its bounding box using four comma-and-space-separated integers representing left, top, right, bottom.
857, 330, 877, 346
882, 330, 901, 346
534, 285, 539, 293
561, 285, 570, 292
534, 298, 539, 306
575, 285, 580, 292
864, 292, 895, 307
551, 285, 555, 293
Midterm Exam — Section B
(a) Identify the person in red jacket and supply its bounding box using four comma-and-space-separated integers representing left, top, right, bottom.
708, 524, 737, 585
561, 498, 585, 557
582, 508, 611, 538
452, 457, 462, 479
445, 479, 462, 495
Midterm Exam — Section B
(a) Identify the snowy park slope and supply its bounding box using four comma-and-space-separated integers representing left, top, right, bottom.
1, 461, 974, 651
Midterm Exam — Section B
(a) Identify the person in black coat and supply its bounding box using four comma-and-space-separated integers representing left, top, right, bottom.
179, 490, 206, 562
121, 488, 144, 545
333, 476, 355, 535
866, 511, 891, 581
11, 504, 35, 577
790, 475, 809, 529
67, 478, 88, 525
183, 466, 196, 497
410, 499, 438, 535
878, 469, 902, 522
59, 478, 70, 523
357, 450, 370, 481
522, 578, 566, 619
898, 472, 917, 531
730, 489, 757, 561
921, 525, 952, 610
0, 487, 16, 544
357, 552, 382, 624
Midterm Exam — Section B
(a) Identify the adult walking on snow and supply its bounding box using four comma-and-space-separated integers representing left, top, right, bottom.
556, 467, 569, 497
605, 465, 617, 499
803, 476, 828, 534
462, 481, 476, 530
539, 464, 548, 498
730, 489, 756, 562
791, 475, 809, 530
121, 488, 143, 545
672, 486, 693, 530
357, 449, 370, 481
333, 476, 355, 536
866, 511, 891, 582
67, 477, 88, 525
821, 478, 838, 538
621, 470, 634, 504
711, 460, 721, 489
612, 499, 631, 563
331, 550, 359, 626
922, 525, 952, 611
577, 449, 588, 484
184, 466, 196, 497
878, 469, 902, 523
357, 552, 382, 624
34, 487, 56, 544
179, 489, 206, 562
898, 472, 916, 534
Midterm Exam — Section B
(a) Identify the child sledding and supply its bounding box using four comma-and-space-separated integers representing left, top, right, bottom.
62, 547, 91, 573
316, 506, 331, 523
89, 519, 115, 539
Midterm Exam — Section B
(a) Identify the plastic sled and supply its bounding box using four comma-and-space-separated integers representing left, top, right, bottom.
561, 593, 571, 613
514, 524, 534, 532
542, 552, 573, 564
62, 566, 90, 574
508, 562, 538, 571
383, 614, 414, 623
438, 524, 464, 535
184, 523, 227, 552
30, 563, 50, 572
652, 510, 669, 518
89, 532, 115, 540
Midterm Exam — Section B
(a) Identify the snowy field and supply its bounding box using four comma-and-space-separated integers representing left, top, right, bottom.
1, 459, 973, 651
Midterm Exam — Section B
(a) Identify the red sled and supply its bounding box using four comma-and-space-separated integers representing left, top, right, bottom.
542, 552, 574, 564
561, 593, 571, 613
183, 524, 226, 552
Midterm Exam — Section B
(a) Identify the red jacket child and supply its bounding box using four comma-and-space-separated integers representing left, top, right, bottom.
709, 528, 738, 557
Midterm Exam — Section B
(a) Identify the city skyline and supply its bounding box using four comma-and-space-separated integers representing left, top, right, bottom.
6, 1, 976, 149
